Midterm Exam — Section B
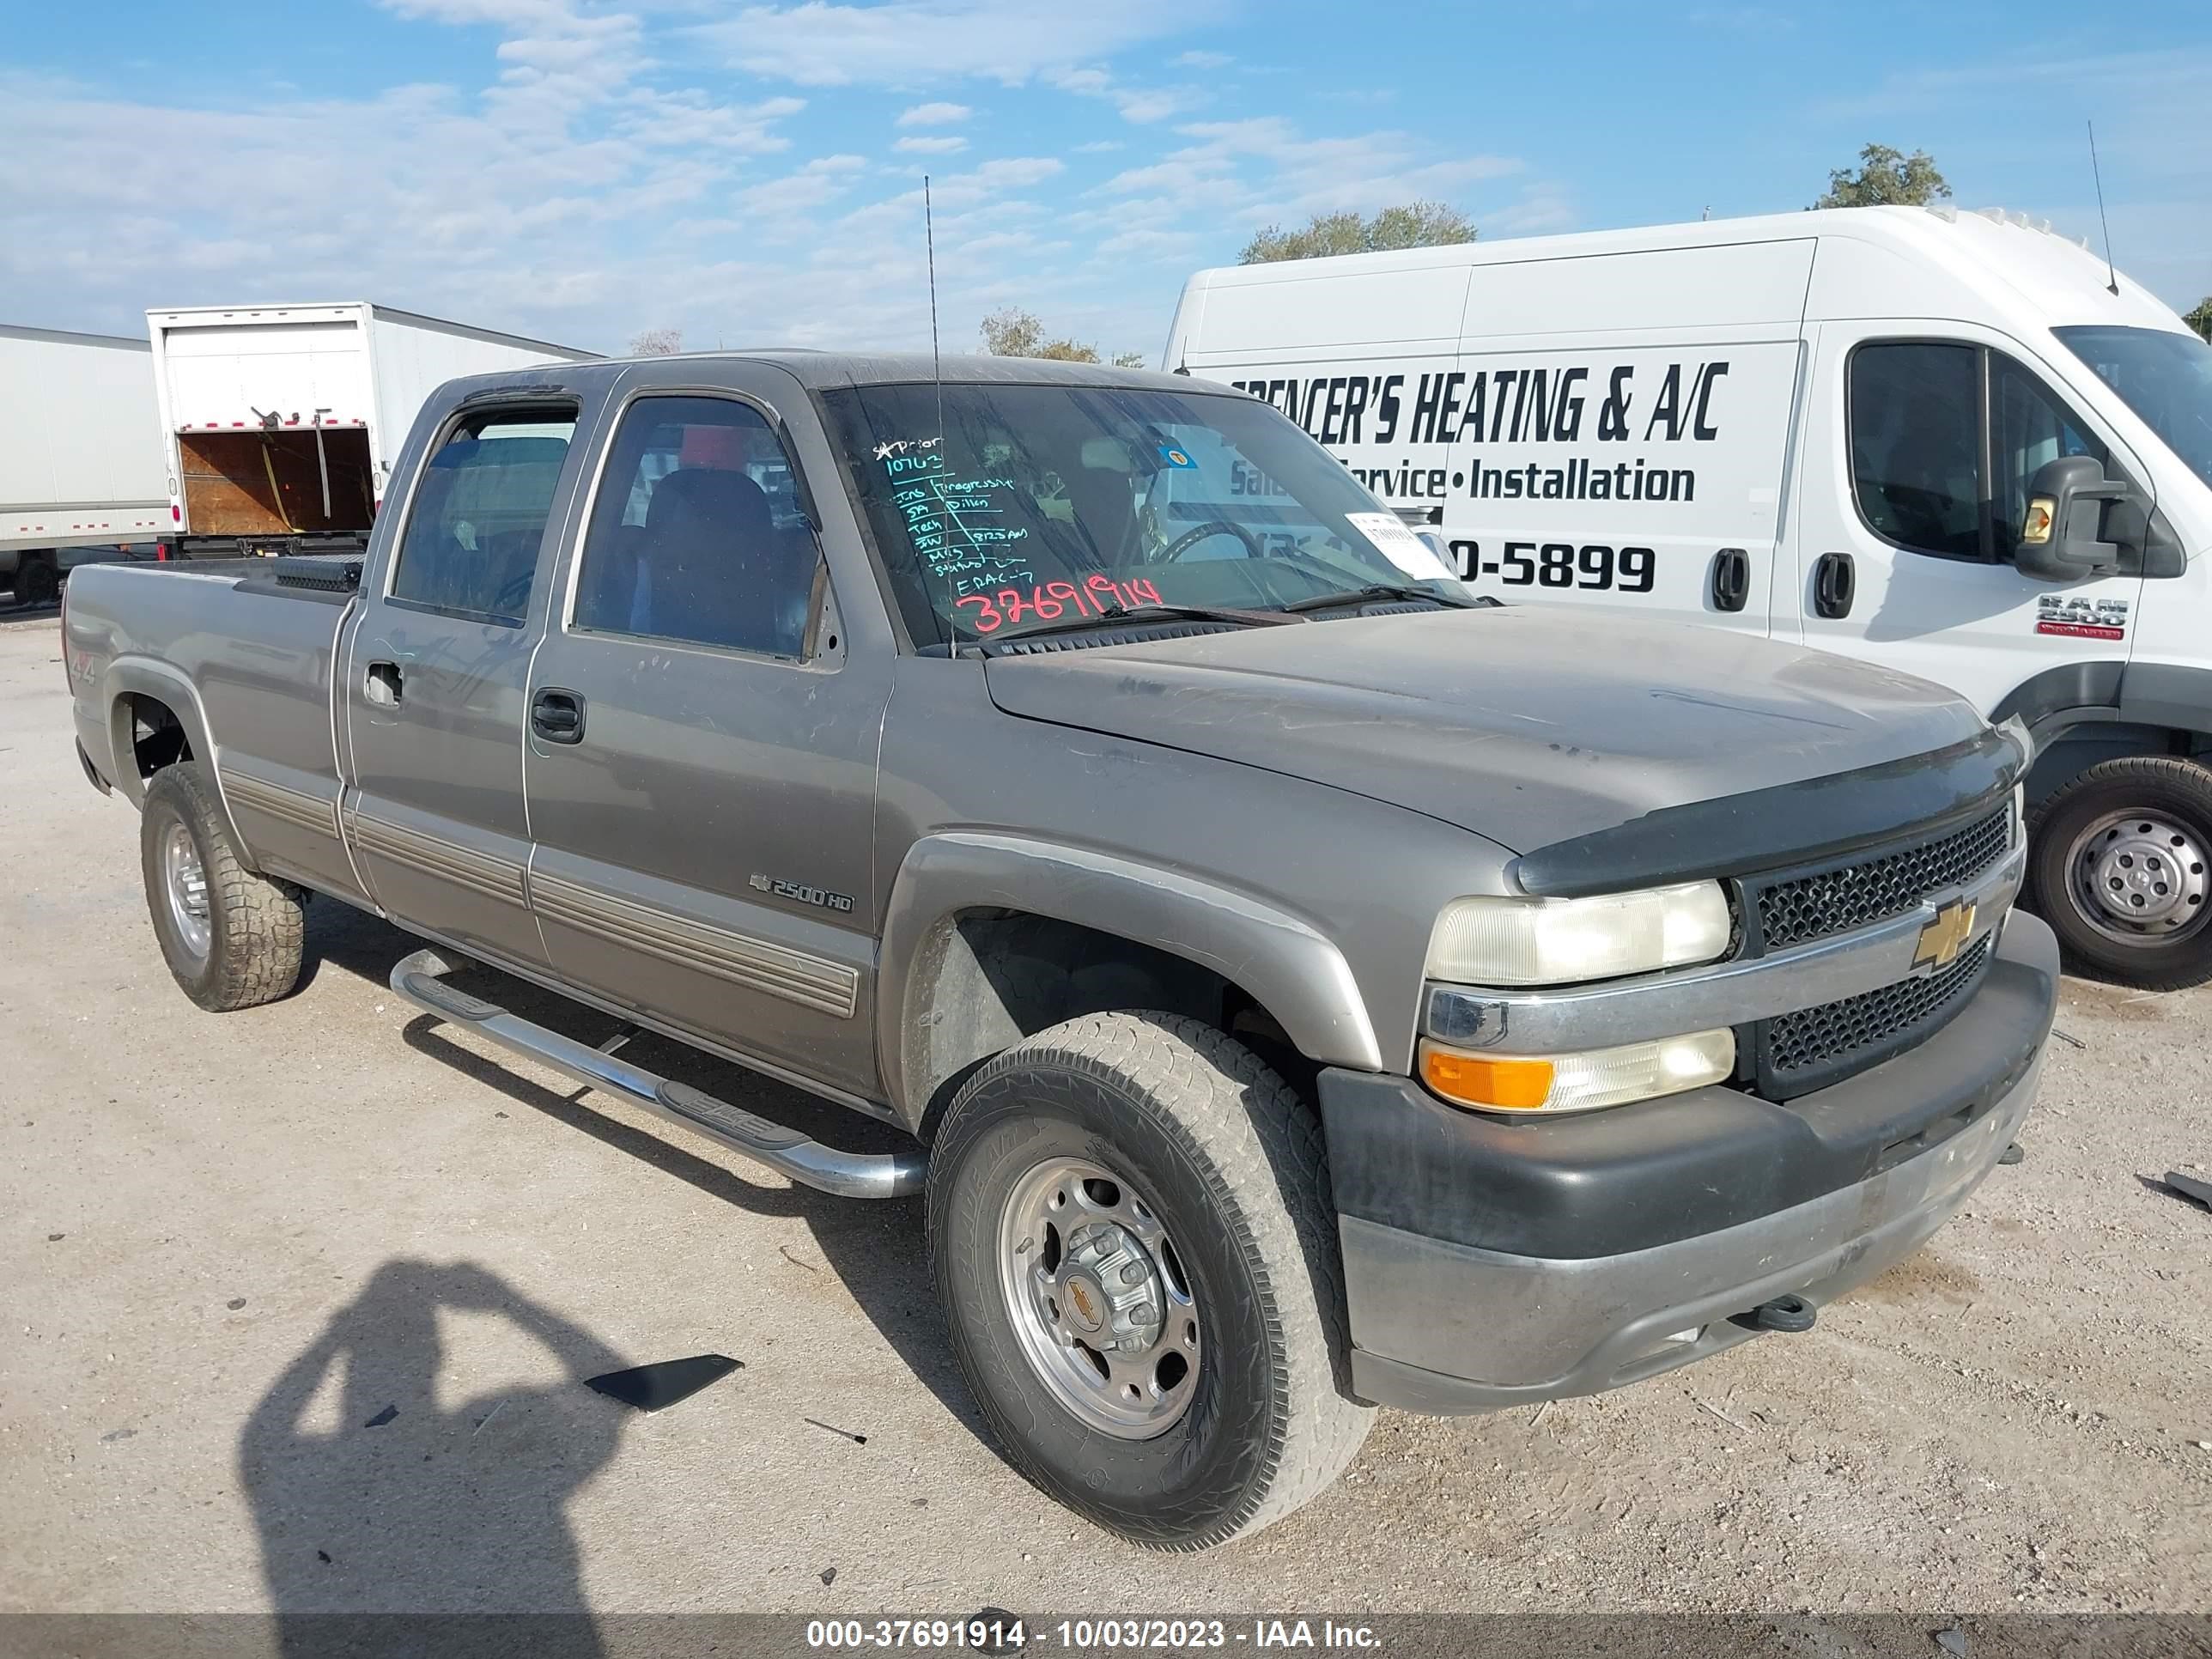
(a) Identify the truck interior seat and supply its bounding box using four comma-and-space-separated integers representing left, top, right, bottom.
631, 466, 799, 653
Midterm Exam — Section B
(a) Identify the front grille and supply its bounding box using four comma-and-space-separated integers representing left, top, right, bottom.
1756, 805, 2011, 951
1759, 937, 1990, 1097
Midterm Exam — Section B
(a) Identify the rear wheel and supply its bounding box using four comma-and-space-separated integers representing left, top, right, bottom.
2027, 756, 2212, 989
928, 1011, 1371, 1550
15, 556, 58, 609
140, 763, 306, 1011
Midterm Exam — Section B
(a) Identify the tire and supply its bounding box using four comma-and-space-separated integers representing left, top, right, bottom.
2026, 756, 2212, 990
140, 762, 306, 1011
15, 556, 58, 609
927, 1011, 1372, 1550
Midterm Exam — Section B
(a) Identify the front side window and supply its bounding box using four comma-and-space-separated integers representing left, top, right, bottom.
1990, 351, 2106, 551
816, 380, 1463, 645
572, 395, 821, 658
389, 408, 576, 623
1848, 343, 1981, 559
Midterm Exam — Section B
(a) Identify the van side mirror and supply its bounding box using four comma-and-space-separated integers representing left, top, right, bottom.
2014, 455, 2127, 580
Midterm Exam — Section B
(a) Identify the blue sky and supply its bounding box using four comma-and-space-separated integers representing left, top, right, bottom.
3, 1, 2209, 359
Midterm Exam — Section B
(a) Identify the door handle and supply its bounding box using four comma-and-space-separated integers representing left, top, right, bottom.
364, 660, 403, 708
1710, 547, 1750, 613
1813, 551, 1856, 620
532, 688, 586, 744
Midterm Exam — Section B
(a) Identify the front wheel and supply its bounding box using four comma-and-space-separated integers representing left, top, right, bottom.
927, 1012, 1372, 1550
2026, 756, 2212, 989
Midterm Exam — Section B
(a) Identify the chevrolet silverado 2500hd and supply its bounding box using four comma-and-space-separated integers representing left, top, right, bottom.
64, 352, 2056, 1548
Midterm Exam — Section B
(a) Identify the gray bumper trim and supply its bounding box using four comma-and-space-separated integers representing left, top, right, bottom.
1342, 1048, 2040, 1414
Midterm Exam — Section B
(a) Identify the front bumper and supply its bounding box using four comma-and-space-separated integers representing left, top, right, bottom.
1322, 908, 2057, 1414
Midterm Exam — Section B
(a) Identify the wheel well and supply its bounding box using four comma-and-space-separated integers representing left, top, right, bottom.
2026, 721, 2212, 806
906, 909, 1309, 1141
118, 692, 193, 779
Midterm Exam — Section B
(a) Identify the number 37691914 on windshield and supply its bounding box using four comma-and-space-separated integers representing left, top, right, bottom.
1449, 539, 1656, 592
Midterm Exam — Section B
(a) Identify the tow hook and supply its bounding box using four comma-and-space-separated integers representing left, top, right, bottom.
1732, 1293, 1818, 1334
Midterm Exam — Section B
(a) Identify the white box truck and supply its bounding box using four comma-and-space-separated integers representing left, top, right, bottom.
1165, 205, 2212, 988
147, 301, 596, 557
2, 324, 171, 608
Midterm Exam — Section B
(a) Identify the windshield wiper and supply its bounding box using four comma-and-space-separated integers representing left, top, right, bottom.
1279, 582, 1485, 614
986, 600, 1306, 647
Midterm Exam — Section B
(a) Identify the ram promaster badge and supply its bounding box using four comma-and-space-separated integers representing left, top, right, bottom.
65, 353, 2055, 1547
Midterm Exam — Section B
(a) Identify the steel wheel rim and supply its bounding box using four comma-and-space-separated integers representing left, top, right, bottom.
162, 821, 212, 963
2066, 808, 2212, 944
995, 1155, 1200, 1440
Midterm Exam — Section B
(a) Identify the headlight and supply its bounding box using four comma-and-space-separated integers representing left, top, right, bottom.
1420, 1029, 1735, 1115
1425, 881, 1733, 986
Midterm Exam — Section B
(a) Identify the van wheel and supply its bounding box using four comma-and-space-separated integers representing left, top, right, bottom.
927, 1011, 1372, 1550
15, 556, 58, 609
140, 762, 306, 1011
2027, 757, 2212, 990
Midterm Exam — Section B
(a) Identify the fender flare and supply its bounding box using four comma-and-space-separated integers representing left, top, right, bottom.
876, 831, 1385, 1127
1990, 661, 2124, 749
100, 657, 252, 864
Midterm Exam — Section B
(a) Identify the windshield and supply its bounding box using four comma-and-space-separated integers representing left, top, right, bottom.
817, 380, 1466, 644
2053, 325, 2212, 489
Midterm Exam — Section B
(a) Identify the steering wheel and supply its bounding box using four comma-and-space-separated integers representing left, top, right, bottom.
1158, 519, 1264, 562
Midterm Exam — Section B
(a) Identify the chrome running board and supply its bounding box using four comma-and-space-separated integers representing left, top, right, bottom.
389, 947, 925, 1200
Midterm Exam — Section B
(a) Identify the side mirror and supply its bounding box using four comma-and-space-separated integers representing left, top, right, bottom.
2014, 455, 2127, 580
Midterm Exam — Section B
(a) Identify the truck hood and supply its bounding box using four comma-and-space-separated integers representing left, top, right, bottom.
981, 608, 1990, 854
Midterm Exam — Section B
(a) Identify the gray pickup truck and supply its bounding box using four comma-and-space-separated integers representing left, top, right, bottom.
64, 352, 2056, 1548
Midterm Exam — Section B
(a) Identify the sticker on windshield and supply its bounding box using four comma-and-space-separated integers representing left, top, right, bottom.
1158, 445, 1196, 470
1344, 511, 1454, 580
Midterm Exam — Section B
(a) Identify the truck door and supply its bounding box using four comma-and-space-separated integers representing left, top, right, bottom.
521, 373, 890, 1098
341, 397, 585, 970
1441, 337, 1805, 641
1786, 325, 2148, 708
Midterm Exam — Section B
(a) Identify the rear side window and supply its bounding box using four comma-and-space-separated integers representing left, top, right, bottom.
571, 394, 821, 659
1849, 343, 1981, 559
389, 408, 577, 623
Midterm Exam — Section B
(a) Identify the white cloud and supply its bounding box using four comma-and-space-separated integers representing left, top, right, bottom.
896, 100, 971, 126
1046, 65, 1201, 125
1170, 50, 1231, 70
895, 134, 968, 154
1072, 139, 1124, 154
698, 0, 1228, 88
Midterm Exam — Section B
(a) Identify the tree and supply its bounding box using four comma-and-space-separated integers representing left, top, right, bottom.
1814, 145, 1951, 210
978, 306, 1147, 366
1239, 200, 1474, 264
629, 326, 683, 356
2185, 298, 2212, 343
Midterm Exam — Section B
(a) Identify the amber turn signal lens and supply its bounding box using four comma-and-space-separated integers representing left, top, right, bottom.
1421, 1048, 1556, 1110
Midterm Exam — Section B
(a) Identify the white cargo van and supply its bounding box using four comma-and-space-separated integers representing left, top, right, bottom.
1165, 205, 2212, 988
147, 301, 596, 557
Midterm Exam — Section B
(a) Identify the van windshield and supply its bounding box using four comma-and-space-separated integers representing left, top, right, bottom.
816, 380, 1466, 645
2053, 326, 2212, 489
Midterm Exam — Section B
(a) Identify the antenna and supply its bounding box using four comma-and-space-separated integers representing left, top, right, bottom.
924, 174, 945, 443
2087, 119, 2120, 295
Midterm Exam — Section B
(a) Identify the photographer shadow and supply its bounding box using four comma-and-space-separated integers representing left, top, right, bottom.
238, 1259, 629, 1656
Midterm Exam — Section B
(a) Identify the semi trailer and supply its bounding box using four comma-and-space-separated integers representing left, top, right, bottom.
145, 301, 596, 558
1, 324, 170, 607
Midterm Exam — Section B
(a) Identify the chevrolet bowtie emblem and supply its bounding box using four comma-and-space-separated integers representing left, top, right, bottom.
1913, 898, 1978, 970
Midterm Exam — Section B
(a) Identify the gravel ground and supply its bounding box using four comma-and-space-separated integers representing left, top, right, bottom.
3, 604, 2209, 1629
